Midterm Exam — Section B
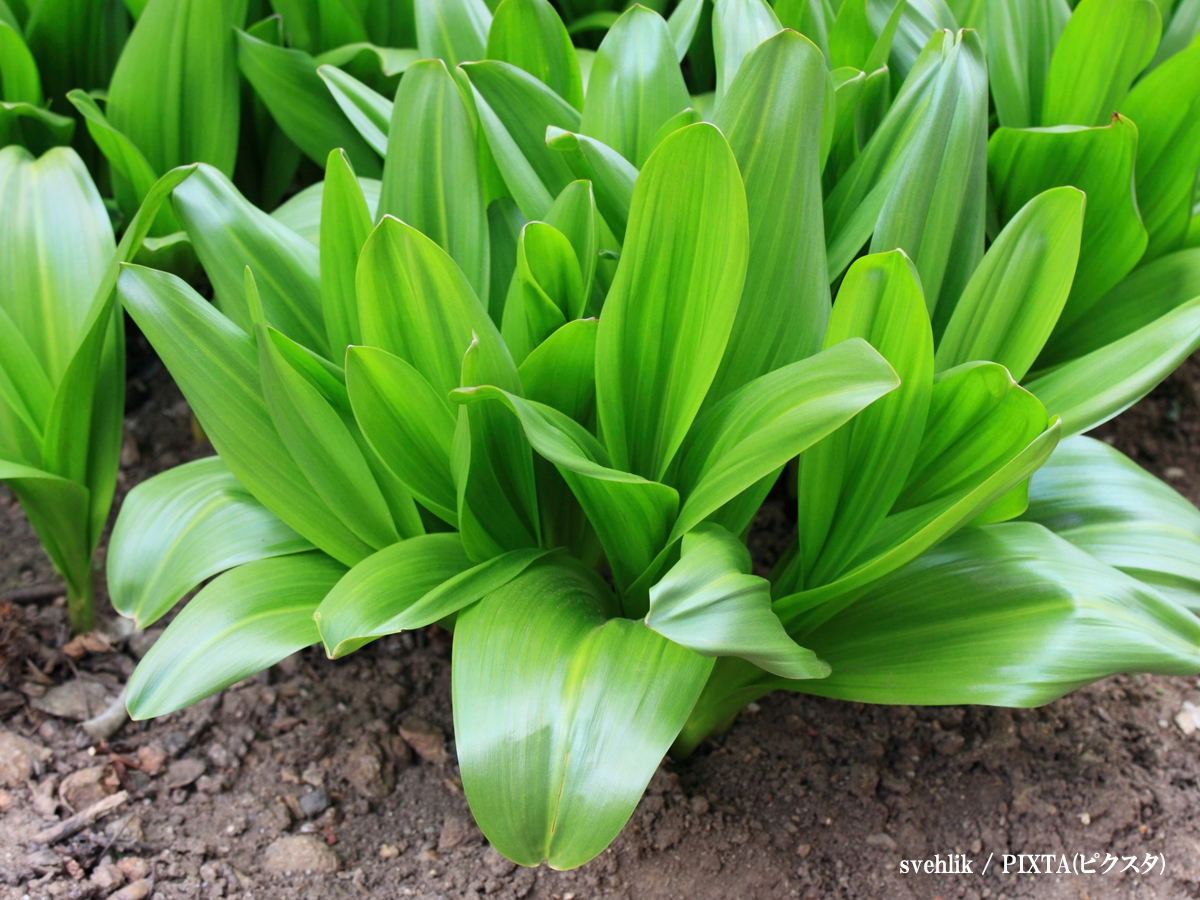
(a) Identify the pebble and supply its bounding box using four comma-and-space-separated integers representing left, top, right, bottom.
136, 744, 167, 777
58, 765, 118, 811
399, 717, 446, 764
111, 878, 151, 900
116, 857, 150, 881
1174, 701, 1200, 736
796, 843, 812, 858
690, 795, 710, 816
89, 863, 125, 891
0, 731, 51, 787
165, 757, 206, 789
379, 844, 401, 860
299, 788, 329, 818
30, 680, 113, 721
0, 789, 12, 812
483, 845, 515, 877
866, 833, 898, 851
263, 835, 340, 874
342, 738, 394, 798
127, 629, 162, 660
438, 814, 481, 852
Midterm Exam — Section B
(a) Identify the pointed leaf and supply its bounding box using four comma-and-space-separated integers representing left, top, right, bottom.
986, 0, 1070, 127
0, 460, 90, 602
545, 126, 637, 243
414, 0, 491, 65
518, 318, 598, 423
711, 0, 781, 106
502, 222, 584, 365
486, 0, 583, 110
317, 63, 392, 156
320, 149, 371, 356
270, 175, 382, 245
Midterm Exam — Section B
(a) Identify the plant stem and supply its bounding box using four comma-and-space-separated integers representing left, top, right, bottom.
67, 574, 95, 634
671, 657, 779, 758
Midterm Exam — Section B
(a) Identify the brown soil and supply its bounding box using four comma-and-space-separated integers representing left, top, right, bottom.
3, 342, 1200, 900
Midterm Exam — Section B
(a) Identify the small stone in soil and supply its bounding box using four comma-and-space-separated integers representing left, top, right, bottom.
112, 878, 151, 900
865, 833, 898, 851
690, 795, 710, 815
299, 788, 329, 818
0, 730, 51, 786
796, 843, 812, 858
165, 757, 206, 789
379, 844, 401, 859
90, 863, 125, 890
439, 814, 481, 851
116, 857, 150, 881
0, 789, 11, 811
59, 764, 118, 811
483, 845, 516, 877
399, 717, 447, 764
263, 835, 340, 874
136, 743, 166, 776
30, 680, 113, 720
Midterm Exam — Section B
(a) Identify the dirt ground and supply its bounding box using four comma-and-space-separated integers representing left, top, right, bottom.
3, 334, 1200, 900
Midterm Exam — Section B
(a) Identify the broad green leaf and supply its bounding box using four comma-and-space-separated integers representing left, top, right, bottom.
870, 27, 987, 327
830, 0, 904, 72
1043, 247, 1200, 362
775, 0, 836, 66
986, 0, 1070, 127
712, 0, 781, 106
461, 59, 580, 220
545, 126, 637, 243
487, 197, 524, 325
315, 0, 369, 47
0, 460, 90, 604
171, 164, 328, 356
23, 0, 126, 118
1148, 0, 1200, 69
320, 149, 371, 356
454, 556, 712, 869
935, 186, 1084, 380
236, 28, 382, 176
1023, 436, 1200, 612
107, 0, 240, 179
315, 539, 550, 656
0, 305, 52, 456
868, 0, 957, 79
1042, 0, 1161, 127
317, 63, 392, 156
517, 318, 598, 423
895, 361, 1048, 511
269, 175, 382, 245
66, 90, 180, 235
452, 386, 679, 595
539, 179, 598, 304
502, 222, 584, 366
854, 64, 891, 150
117, 265, 370, 565
989, 116, 1147, 333
649, 106, 702, 152
708, 31, 831, 405
357, 216, 518, 399
824, 66, 865, 189
1118, 45, 1200, 261
107, 456, 312, 628
0, 101, 75, 150
647, 524, 828, 678
380, 59, 489, 305
315, 42, 420, 85
596, 123, 749, 481
346, 345, 459, 525
0, 20, 40, 103
796, 250, 933, 588
786, 523, 1200, 705
674, 338, 899, 543
667, 0, 705, 61
581, 6, 691, 167
127, 553, 348, 719
486, 0, 583, 110
414, 0, 491, 65
1025, 295, 1200, 437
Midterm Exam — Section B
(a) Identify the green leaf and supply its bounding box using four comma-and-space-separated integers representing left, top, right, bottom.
414, 0, 491, 65
595, 123, 749, 481
317, 63, 392, 157
315, 539, 551, 656
461, 59, 581, 220
346, 345, 460, 525
707, 30, 831, 406
107, 0, 240, 179
1148, 0, 1200, 69
1025, 295, 1200, 437
935, 186, 1084, 380
545, 126, 638, 243
673, 338, 899, 544
796, 250, 933, 589
454, 556, 712, 869
171, 164, 328, 357
0, 460, 90, 603
486, 0, 583, 110
127, 553, 348, 719
775, 0, 836, 66
869, 27, 988, 328
1042, 0, 1161, 127
1118, 44, 1200, 261
270, 175, 382, 245
895, 361, 1048, 511
0, 19, 40, 103
667, 0, 705, 61
824, 66, 865, 189
0, 101, 75, 151
65, 90, 181, 235
501, 222, 584, 366
647, 523, 827, 678
320, 149, 371, 357
712, 0, 781, 107
0, 305, 52, 456
988, 116, 1147, 334
986, 0, 1070, 127
379, 59, 489, 306
786, 523, 1200, 705
869, 0, 957, 80
117, 264, 371, 565
1024, 436, 1200, 612
236, 27, 382, 176
107, 456, 312, 628
23, 0, 127, 118
581, 6, 691, 167
517, 318, 598, 423
1043, 247, 1200, 362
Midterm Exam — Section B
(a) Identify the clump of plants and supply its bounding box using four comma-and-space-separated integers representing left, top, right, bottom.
3, 0, 1200, 870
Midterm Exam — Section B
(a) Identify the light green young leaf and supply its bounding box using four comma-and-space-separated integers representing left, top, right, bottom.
667, 0, 705, 61
320, 149, 370, 357
414, 0, 491, 66
172, 164, 328, 356
1147, 0, 1200, 69
269, 176, 382, 245
986, 0, 1070, 127
517, 318, 598, 423
501, 222, 584, 366
380, 59, 489, 306
1042, 0, 1161, 127
545, 126, 637, 243
108, 456, 312, 628
935, 186, 1084, 380
1023, 436, 1200, 612
988, 116, 1147, 334
581, 6, 691, 167
0, 19, 40, 104
127, 553, 348, 719
868, 0, 957, 79
796, 250, 933, 589
317, 64, 392, 157
454, 556, 712, 869
711, 0, 781, 106
647, 524, 828, 678
1118, 45, 1200, 262
486, 0, 583, 110
596, 123, 749, 481
708, 31, 831, 405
